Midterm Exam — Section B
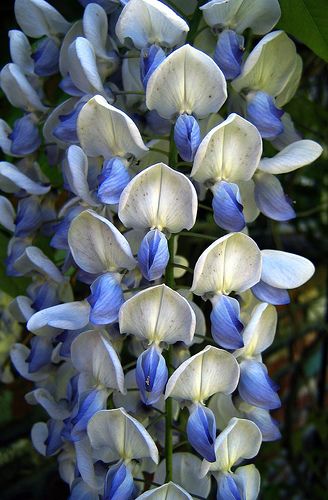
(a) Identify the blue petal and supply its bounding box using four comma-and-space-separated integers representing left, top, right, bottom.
212, 181, 245, 231
9, 114, 41, 156
254, 173, 296, 221
187, 404, 217, 462
136, 345, 168, 406
137, 229, 169, 281
32, 38, 60, 77
239, 360, 281, 410
88, 273, 124, 325
53, 100, 86, 143
45, 419, 63, 456
251, 280, 290, 305
5, 238, 29, 277
246, 91, 284, 139
59, 75, 85, 97
214, 29, 244, 80
97, 158, 131, 205
140, 44, 166, 89
104, 462, 134, 500
31, 281, 59, 310
15, 196, 42, 237
69, 479, 99, 500
248, 410, 281, 442
174, 114, 201, 162
50, 206, 85, 250
216, 473, 241, 500
26, 336, 53, 373
146, 110, 171, 136
70, 389, 108, 441
210, 295, 244, 350
57, 330, 81, 358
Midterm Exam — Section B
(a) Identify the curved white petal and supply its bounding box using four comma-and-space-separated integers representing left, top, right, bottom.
14, 0, 71, 38
191, 114, 262, 184
235, 464, 261, 500
261, 250, 315, 289
276, 54, 302, 107
0, 63, 46, 112
259, 140, 323, 174
9, 30, 34, 75
146, 44, 227, 119
209, 393, 240, 430
119, 284, 196, 345
234, 302, 277, 359
165, 346, 240, 403
0, 195, 15, 232
119, 163, 198, 232
0, 161, 50, 195
232, 31, 297, 97
8, 296, 35, 322
154, 453, 211, 498
43, 97, 79, 148
25, 388, 70, 419
87, 408, 159, 463
71, 330, 125, 393
136, 482, 192, 499
116, 0, 189, 49
237, 180, 260, 223
201, 417, 262, 475
191, 233, 262, 296
64, 145, 99, 206
68, 209, 136, 274
83, 3, 109, 60
31, 422, 48, 456
0, 119, 13, 156
77, 95, 148, 159
201, 0, 281, 35
68, 37, 105, 95
14, 246, 63, 283
27, 301, 91, 336
59, 21, 83, 77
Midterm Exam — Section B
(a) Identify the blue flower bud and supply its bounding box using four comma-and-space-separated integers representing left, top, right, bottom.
104, 462, 134, 500
210, 295, 244, 350
239, 360, 281, 410
212, 181, 245, 232
53, 100, 86, 143
214, 29, 244, 80
32, 38, 60, 77
251, 280, 290, 305
140, 44, 166, 89
69, 389, 108, 441
174, 114, 201, 162
30, 281, 58, 311
26, 336, 53, 373
45, 419, 63, 456
136, 344, 168, 405
88, 273, 124, 325
254, 173, 295, 221
137, 229, 169, 281
187, 404, 217, 462
9, 114, 41, 155
216, 472, 241, 500
97, 158, 131, 205
246, 91, 284, 139
15, 196, 42, 237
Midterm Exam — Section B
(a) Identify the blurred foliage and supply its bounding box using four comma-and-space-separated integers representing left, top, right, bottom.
0, 0, 327, 499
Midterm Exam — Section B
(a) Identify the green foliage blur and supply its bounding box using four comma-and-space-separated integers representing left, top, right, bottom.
0, 1, 327, 498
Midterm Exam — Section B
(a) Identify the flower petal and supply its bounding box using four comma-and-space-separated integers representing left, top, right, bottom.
64, 145, 98, 206
254, 172, 296, 221
136, 482, 192, 499
0, 161, 50, 195
14, 0, 71, 38
259, 140, 323, 174
27, 301, 91, 336
68, 37, 105, 95
260, 249, 315, 289
0, 63, 47, 112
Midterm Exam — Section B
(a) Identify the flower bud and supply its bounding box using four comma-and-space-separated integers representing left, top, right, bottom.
136, 344, 168, 405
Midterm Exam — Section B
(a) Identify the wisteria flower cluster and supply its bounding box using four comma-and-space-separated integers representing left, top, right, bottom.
0, 0, 323, 498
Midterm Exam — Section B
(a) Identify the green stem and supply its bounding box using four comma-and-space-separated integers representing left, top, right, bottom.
179, 231, 218, 241
114, 90, 145, 95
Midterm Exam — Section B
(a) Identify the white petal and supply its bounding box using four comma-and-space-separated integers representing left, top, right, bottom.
146, 44, 227, 119
201, 417, 262, 475
232, 31, 297, 97
43, 97, 79, 148
0, 161, 50, 195
116, 0, 189, 49
119, 284, 196, 345
77, 95, 148, 159
191, 114, 262, 184
14, 246, 64, 283
31, 422, 48, 456
71, 330, 125, 393
154, 453, 211, 498
64, 145, 99, 206
237, 180, 260, 223
235, 464, 261, 500
191, 233, 262, 296
209, 393, 240, 431
27, 301, 91, 336
118, 163, 198, 232
14, 0, 71, 38
25, 388, 70, 419
10, 343, 51, 381
165, 346, 240, 403
201, 0, 281, 35
0, 119, 13, 156
276, 54, 302, 107
83, 3, 110, 60
8, 296, 35, 322
0, 63, 47, 112
68, 37, 105, 95
136, 482, 192, 499
0, 195, 15, 231
234, 302, 277, 359
259, 140, 323, 174
9, 30, 34, 75
59, 21, 83, 77
68, 209, 136, 274
271, 113, 302, 151
261, 249, 315, 289
87, 408, 159, 463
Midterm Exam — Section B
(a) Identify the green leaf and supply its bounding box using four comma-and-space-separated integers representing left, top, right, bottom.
278, 0, 328, 62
